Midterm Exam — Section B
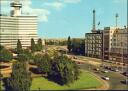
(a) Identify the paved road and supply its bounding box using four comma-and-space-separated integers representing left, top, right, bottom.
75, 57, 128, 90
66, 53, 128, 90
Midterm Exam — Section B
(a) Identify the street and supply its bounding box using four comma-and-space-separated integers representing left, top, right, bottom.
70, 55, 128, 90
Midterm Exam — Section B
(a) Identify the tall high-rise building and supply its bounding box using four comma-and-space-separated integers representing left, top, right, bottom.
0, 0, 38, 48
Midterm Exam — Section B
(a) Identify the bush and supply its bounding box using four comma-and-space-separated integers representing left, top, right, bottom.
0, 49, 13, 62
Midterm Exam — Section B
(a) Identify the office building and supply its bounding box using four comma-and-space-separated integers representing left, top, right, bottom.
0, 0, 38, 48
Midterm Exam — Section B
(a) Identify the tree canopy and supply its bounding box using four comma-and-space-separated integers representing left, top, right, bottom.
0, 48, 13, 62
34, 53, 80, 85
7, 61, 32, 91
16, 39, 23, 54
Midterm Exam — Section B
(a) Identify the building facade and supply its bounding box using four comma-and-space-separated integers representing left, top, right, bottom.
107, 27, 128, 63
85, 27, 128, 63
85, 30, 103, 58
0, 0, 38, 49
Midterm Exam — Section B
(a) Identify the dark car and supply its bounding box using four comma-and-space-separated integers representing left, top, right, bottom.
122, 72, 128, 77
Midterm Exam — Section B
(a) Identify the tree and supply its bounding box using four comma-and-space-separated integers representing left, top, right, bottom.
34, 54, 51, 75
0, 45, 4, 51
31, 38, 36, 52
37, 38, 43, 51
49, 55, 80, 85
71, 38, 85, 55
22, 49, 33, 61
7, 61, 32, 91
67, 36, 72, 52
0, 48, 13, 62
16, 39, 23, 54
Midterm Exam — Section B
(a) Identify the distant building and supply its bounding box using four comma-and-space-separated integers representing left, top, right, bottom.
85, 10, 103, 59
85, 30, 103, 58
85, 26, 128, 63
104, 27, 128, 63
0, 0, 38, 48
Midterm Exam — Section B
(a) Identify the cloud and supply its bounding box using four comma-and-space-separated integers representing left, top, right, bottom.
44, 1, 64, 10
64, 0, 81, 4
0, 0, 10, 5
1, 0, 82, 22
21, 0, 50, 22
31, 9, 50, 22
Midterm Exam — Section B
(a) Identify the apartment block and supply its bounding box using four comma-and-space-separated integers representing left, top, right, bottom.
85, 30, 103, 58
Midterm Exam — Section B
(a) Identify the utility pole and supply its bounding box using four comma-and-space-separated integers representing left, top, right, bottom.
115, 13, 119, 69
126, 0, 128, 85
121, 31, 124, 73
102, 30, 104, 67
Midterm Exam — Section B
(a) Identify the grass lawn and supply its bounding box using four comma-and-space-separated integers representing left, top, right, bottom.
0, 80, 4, 90
31, 71, 102, 90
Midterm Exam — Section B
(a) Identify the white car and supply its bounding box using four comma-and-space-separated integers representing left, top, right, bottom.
102, 70, 109, 73
103, 76, 110, 80
115, 69, 119, 72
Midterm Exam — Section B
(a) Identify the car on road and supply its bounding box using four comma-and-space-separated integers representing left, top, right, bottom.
114, 69, 119, 72
94, 68, 100, 71
102, 76, 110, 80
124, 79, 128, 85
122, 72, 128, 77
73, 56, 77, 59
102, 70, 109, 73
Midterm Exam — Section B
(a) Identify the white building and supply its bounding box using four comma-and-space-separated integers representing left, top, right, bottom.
104, 27, 128, 62
0, 0, 38, 49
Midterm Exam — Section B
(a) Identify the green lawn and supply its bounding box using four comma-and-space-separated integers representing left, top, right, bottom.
1, 71, 102, 90
31, 71, 102, 90
0, 80, 4, 90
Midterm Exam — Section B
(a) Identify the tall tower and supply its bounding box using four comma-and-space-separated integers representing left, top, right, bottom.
92, 9, 96, 32
115, 13, 119, 28
10, 0, 22, 16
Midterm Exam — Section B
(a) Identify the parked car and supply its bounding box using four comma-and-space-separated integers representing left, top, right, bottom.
114, 69, 119, 72
124, 79, 128, 84
102, 76, 110, 80
102, 70, 109, 73
122, 72, 128, 77
94, 68, 100, 71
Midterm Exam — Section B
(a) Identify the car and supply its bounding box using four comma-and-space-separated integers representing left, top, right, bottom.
94, 68, 100, 71
122, 72, 128, 77
73, 56, 77, 59
102, 76, 110, 80
114, 69, 119, 72
124, 79, 128, 84
102, 70, 109, 73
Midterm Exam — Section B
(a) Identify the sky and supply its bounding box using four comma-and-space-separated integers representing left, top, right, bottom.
0, 0, 127, 38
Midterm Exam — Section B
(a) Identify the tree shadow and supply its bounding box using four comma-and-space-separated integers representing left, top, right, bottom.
120, 80, 126, 85
2, 78, 12, 91
47, 73, 65, 86
29, 67, 42, 74
0, 65, 9, 69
